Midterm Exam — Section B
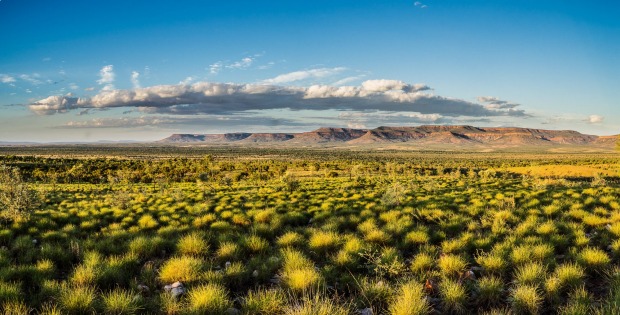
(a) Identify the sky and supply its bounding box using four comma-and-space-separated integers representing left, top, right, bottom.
0, 0, 618, 142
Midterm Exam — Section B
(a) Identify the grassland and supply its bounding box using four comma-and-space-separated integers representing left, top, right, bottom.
0, 146, 619, 314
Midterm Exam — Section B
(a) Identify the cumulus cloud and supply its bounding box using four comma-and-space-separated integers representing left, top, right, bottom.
263, 67, 346, 84
332, 75, 367, 86
587, 115, 604, 124
130, 71, 140, 88
28, 80, 528, 119
97, 65, 115, 91
0, 74, 16, 83
477, 96, 521, 109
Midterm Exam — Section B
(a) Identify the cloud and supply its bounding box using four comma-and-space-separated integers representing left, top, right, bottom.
19, 74, 43, 85
97, 65, 115, 91
56, 115, 311, 129
332, 75, 367, 86
130, 71, 141, 88
29, 95, 81, 115
262, 67, 346, 84
587, 115, 604, 124
226, 57, 254, 70
477, 96, 521, 109
414, 1, 428, 8
28, 80, 528, 119
339, 111, 445, 127
0, 74, 16, 83
179, 76, 194, 85
209, 62, 223, 75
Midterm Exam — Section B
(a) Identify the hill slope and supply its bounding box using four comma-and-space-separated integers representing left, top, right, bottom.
158, 125, 617, 148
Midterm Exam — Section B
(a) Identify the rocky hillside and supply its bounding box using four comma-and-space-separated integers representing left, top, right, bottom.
158, 125, 617, 147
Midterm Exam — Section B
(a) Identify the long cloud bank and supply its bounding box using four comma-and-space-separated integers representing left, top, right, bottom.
29, 79, 526, 117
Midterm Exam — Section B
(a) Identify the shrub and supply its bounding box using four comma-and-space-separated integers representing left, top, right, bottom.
0, 165, 35, 221
186, 283, 231, 315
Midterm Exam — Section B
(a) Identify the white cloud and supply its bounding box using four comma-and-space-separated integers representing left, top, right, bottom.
587, 115, 604, 124
28, 80, 528, 118
361, 79, 430, 93
19, 74, 43, 85
477, 95, 520, 109
57, 115, 310, 129
97, 65, 115, 91
69, 83, 79, 90
179, 76, 194, 85
263, 67, 346, 84
130, 71, 141, 88
0, 74, 16, 83
209, 62, 223, 75
332, 75, 367, 86
226, 57, 254, 70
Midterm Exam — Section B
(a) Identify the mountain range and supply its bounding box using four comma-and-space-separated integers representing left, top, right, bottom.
159, 125, 618, 148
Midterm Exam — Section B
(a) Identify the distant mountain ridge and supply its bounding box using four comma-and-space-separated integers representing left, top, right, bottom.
158, 125, 617, 147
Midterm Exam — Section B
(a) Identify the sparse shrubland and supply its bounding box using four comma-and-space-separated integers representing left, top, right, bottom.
0, 148, 619, 313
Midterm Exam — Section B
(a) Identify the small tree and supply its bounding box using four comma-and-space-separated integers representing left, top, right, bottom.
0, 165, 35, 221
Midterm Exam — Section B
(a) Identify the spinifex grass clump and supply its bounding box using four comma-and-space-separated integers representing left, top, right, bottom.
440, 279, 468, 314
438, 254, 467, 279
186, 283, 231, 315
101, 289, 142, 315
510, 284, 542, 314
577, 247, 611, 272
177, 232, 209, 257
242, 288, 286, 315
388, 280, 431, 315
281, 249, 323, 292
159, 256, 203, 283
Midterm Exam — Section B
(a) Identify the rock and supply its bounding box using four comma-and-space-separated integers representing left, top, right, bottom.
225, 261, 232, 269
470, 266, 483, 272
137, 284, 149, 294
252, 269, 259, 277
424, 279, 437, 294
462, 270, 476, 280
360, 307, 373, 315
171, 286, 186, 300
164, 281, 186, 300
226, 307, 240, 315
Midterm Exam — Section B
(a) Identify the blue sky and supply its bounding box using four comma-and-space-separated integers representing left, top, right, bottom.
0, 0, 618, 141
